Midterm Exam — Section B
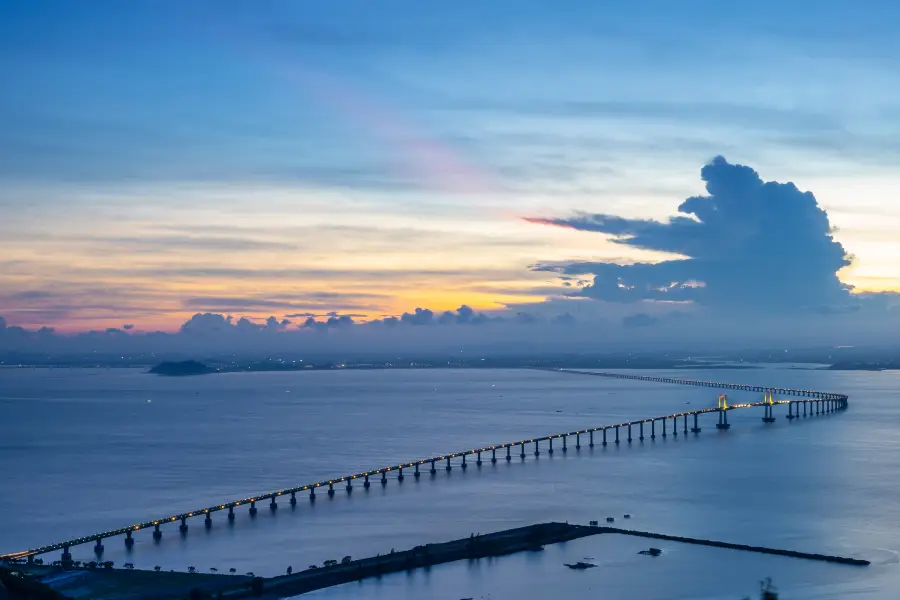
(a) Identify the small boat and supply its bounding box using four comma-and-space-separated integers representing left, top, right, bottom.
564, 562, 597, 570
638, 548, 662, 556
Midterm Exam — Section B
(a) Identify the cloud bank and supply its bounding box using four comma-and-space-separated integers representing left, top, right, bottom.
530, 156, 853, 314
5, 157, 900, 356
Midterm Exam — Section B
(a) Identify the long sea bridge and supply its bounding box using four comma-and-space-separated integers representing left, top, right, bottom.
0, 370, 849, 564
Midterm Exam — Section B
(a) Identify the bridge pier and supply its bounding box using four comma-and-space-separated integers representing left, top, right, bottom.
627, 424, 632, 443
683, 415, 689, 434
125, 530, 134, 548
365, 473, 372, 488
534, 440, 540, 457
290, 492, 297, 506
328, 481, 336, 496
310, 487, 316, 501
803, 402, 807, 417
692, 412, 701, 433
205, 511, 213, 527
61, 547, 72, 565
179, 517, 188, 534
651, 419, 656, 439
520, 443, 526, 459
228, 506, 235, 521
383, 469, 390, 483
270, 496, 278, 510
153, 524, 162, 541
415, 463, 421, 478
563, 435, 568, 452
507, 446, 512, 461
576, 433, 581, 449
589, 430, 595, 448
431, 460, 437, 475
615, 426, 620, 445
548, 437, 554, 454
398, 467, 405, 481
249, 500, 258, 515
662, 417, 667, 437
763, 403, 776, 423
462, 454, 468, 469
602, 428, 608, 446
787, 402, 795, 420
94, 538, 104, 555
716, 409, 730, 429
446, 456, 452, 471
346, 478, 353, 492
639, 421, 644, 440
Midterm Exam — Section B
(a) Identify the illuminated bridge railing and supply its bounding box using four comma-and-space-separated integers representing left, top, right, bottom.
552, 369, 850, 401
0, 372, 849, 562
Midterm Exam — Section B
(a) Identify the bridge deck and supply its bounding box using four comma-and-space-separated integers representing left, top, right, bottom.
0, 370, 848, 561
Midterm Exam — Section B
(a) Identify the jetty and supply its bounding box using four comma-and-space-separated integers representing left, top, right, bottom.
5, 522, 867, 600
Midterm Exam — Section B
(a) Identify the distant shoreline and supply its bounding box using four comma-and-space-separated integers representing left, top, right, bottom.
144, 360, 764, 376
10, 361, 896, 373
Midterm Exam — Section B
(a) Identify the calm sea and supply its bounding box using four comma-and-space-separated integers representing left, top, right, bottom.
1, 366, 898, 599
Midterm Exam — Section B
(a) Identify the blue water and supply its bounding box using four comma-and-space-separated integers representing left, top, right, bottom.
1, 366, 898, 599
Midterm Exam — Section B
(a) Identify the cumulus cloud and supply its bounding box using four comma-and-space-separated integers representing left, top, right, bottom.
529, 156, 853, 314
402, 307, 434, 326
364, 305, 503, 327
302, 315, 355, 330
180, 313, 233, 334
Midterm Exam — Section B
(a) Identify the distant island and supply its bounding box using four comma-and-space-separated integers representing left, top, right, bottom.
149, 360, 217, 376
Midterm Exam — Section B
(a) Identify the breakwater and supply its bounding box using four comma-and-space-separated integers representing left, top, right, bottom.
228, 522, 587, 598
16, 523, 868, 599
603, 527, 870, 566
224, 522, 868, 598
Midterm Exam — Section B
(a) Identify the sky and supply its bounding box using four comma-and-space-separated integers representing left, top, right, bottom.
3, 1, 900, 351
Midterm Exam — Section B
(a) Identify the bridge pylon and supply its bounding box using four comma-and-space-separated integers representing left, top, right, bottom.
762, 391, 776, 423
716, 395, 731, 429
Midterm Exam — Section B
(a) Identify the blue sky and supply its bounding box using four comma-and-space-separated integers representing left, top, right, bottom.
3, 0, 900, 339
